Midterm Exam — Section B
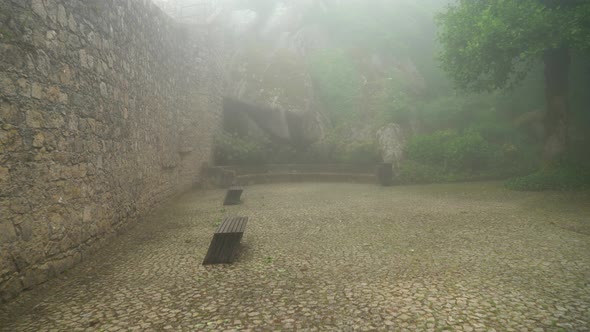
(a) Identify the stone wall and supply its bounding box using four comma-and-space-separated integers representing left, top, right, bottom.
0, 0, 222, 301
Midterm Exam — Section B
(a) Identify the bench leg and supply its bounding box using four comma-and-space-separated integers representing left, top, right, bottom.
202, 233, 243, 265
223, 191, 243, 205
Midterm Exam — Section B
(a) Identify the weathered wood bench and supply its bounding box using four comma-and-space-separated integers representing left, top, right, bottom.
202, 216, 248, 265
223, 185, 243, 205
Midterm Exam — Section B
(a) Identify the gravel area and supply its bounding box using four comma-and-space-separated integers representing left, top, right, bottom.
1, 182, 589, 331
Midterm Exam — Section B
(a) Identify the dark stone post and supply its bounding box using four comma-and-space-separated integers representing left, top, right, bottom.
376, 163, 393, 186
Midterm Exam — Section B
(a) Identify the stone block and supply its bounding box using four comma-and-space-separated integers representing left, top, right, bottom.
45, 86, 61, 102
0, 222, 17, 243
15, 218, 33, 242
31, 82, 44, 99
0, 277, 22, 302
44, 0, 58, 24
0, 167, 8, 182
0, 75, 15, 96
0, 253, 16, 279
32, 132, 45, 148
16, 78, 30, 97
49, 256, 75, 275
9, 199, 29, 214
57, 4, 67, 27
45, 112, 65, 128
68, 13, 77, 32
0, 101, 22, 125
31, 0, 47, 19
21, 263, 53, 289
25, 110, 44, 128
58, 64, 72, 84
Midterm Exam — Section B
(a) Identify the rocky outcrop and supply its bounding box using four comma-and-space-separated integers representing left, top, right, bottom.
223, 97, 324, 146
223, 47, 326, 145
216, 1, 426, 146
377, 123, 407, 170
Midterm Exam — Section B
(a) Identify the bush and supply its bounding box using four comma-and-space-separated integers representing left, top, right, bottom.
338, 140, 381, 164
405, 129, 492, 173
446, 129, 491, 171
214, 130, 381, 165
398, 128, 538, 184
214, 132, 269, 165
505, 166, 590, 191
396, 160, 447, 184
505, 142, 590, 191
405, 130, 455, 166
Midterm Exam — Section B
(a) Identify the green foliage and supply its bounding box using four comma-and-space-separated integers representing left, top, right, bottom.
447, 129, 492, 171
371, 76, 417, 125
308, 49, 361, 122
214, 132, 269, 165
214, 129, 380, 166
571, 3, 590, 52
405, 129, 491, 172
570, 53, 590, 133
506, 141, 590, 191
437, 0, 590, 92
405, 130, 454, 166
219, 0, 589, 194
416, 94, 498, 131
335, 140, 381, 165
399, 127, 538, 184
506, 167, 590, 191
397, 160, 447, 184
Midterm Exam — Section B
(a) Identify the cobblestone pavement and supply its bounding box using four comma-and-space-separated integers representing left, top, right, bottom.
1, 182, 589, 331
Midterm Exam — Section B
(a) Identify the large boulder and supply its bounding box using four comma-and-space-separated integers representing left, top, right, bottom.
224, 48, 326, 145
223, 97, 325, 147
376, 123, 406, 170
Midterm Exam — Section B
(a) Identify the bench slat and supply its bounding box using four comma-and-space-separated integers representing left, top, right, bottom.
216, 216, 247, 234
203, 216, 249, 265
220, 217, 231, 233
229, 217, 242, 233
223, 186, 244, 206
236, 217, 248, 233
217, 216, 235, 233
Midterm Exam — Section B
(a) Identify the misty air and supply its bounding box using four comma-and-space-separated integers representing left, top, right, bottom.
0, 0, 589, 330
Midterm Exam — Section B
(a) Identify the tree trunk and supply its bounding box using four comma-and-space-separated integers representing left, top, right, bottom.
543, 47, 570, 167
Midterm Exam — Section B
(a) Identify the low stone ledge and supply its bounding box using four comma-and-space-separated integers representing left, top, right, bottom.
236, 172, 376, 185
205, 164, 378, 186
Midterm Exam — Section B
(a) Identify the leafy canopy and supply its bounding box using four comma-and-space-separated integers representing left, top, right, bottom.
437, 0, 590, 92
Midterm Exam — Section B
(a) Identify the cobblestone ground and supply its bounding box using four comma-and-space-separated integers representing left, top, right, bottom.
1, 182, 589, 332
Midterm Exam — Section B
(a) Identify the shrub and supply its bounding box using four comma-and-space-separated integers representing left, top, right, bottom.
505, 166, 590, 191
405, 130, 456, 166
446, 129, 491, 172
214, 132, 269, 165
405, 129, 492, 173
338, 140, 381, 164
396, 160, 447, 184
214, 130, 381, 165
505, 141, 590, 191
399, 128, 538, 184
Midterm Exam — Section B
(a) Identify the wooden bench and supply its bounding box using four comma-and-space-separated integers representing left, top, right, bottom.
202, 216, 248, 265
223, 185, 243, 205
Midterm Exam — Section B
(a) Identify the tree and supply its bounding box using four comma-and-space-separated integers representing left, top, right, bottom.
437, 0, 590, 167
